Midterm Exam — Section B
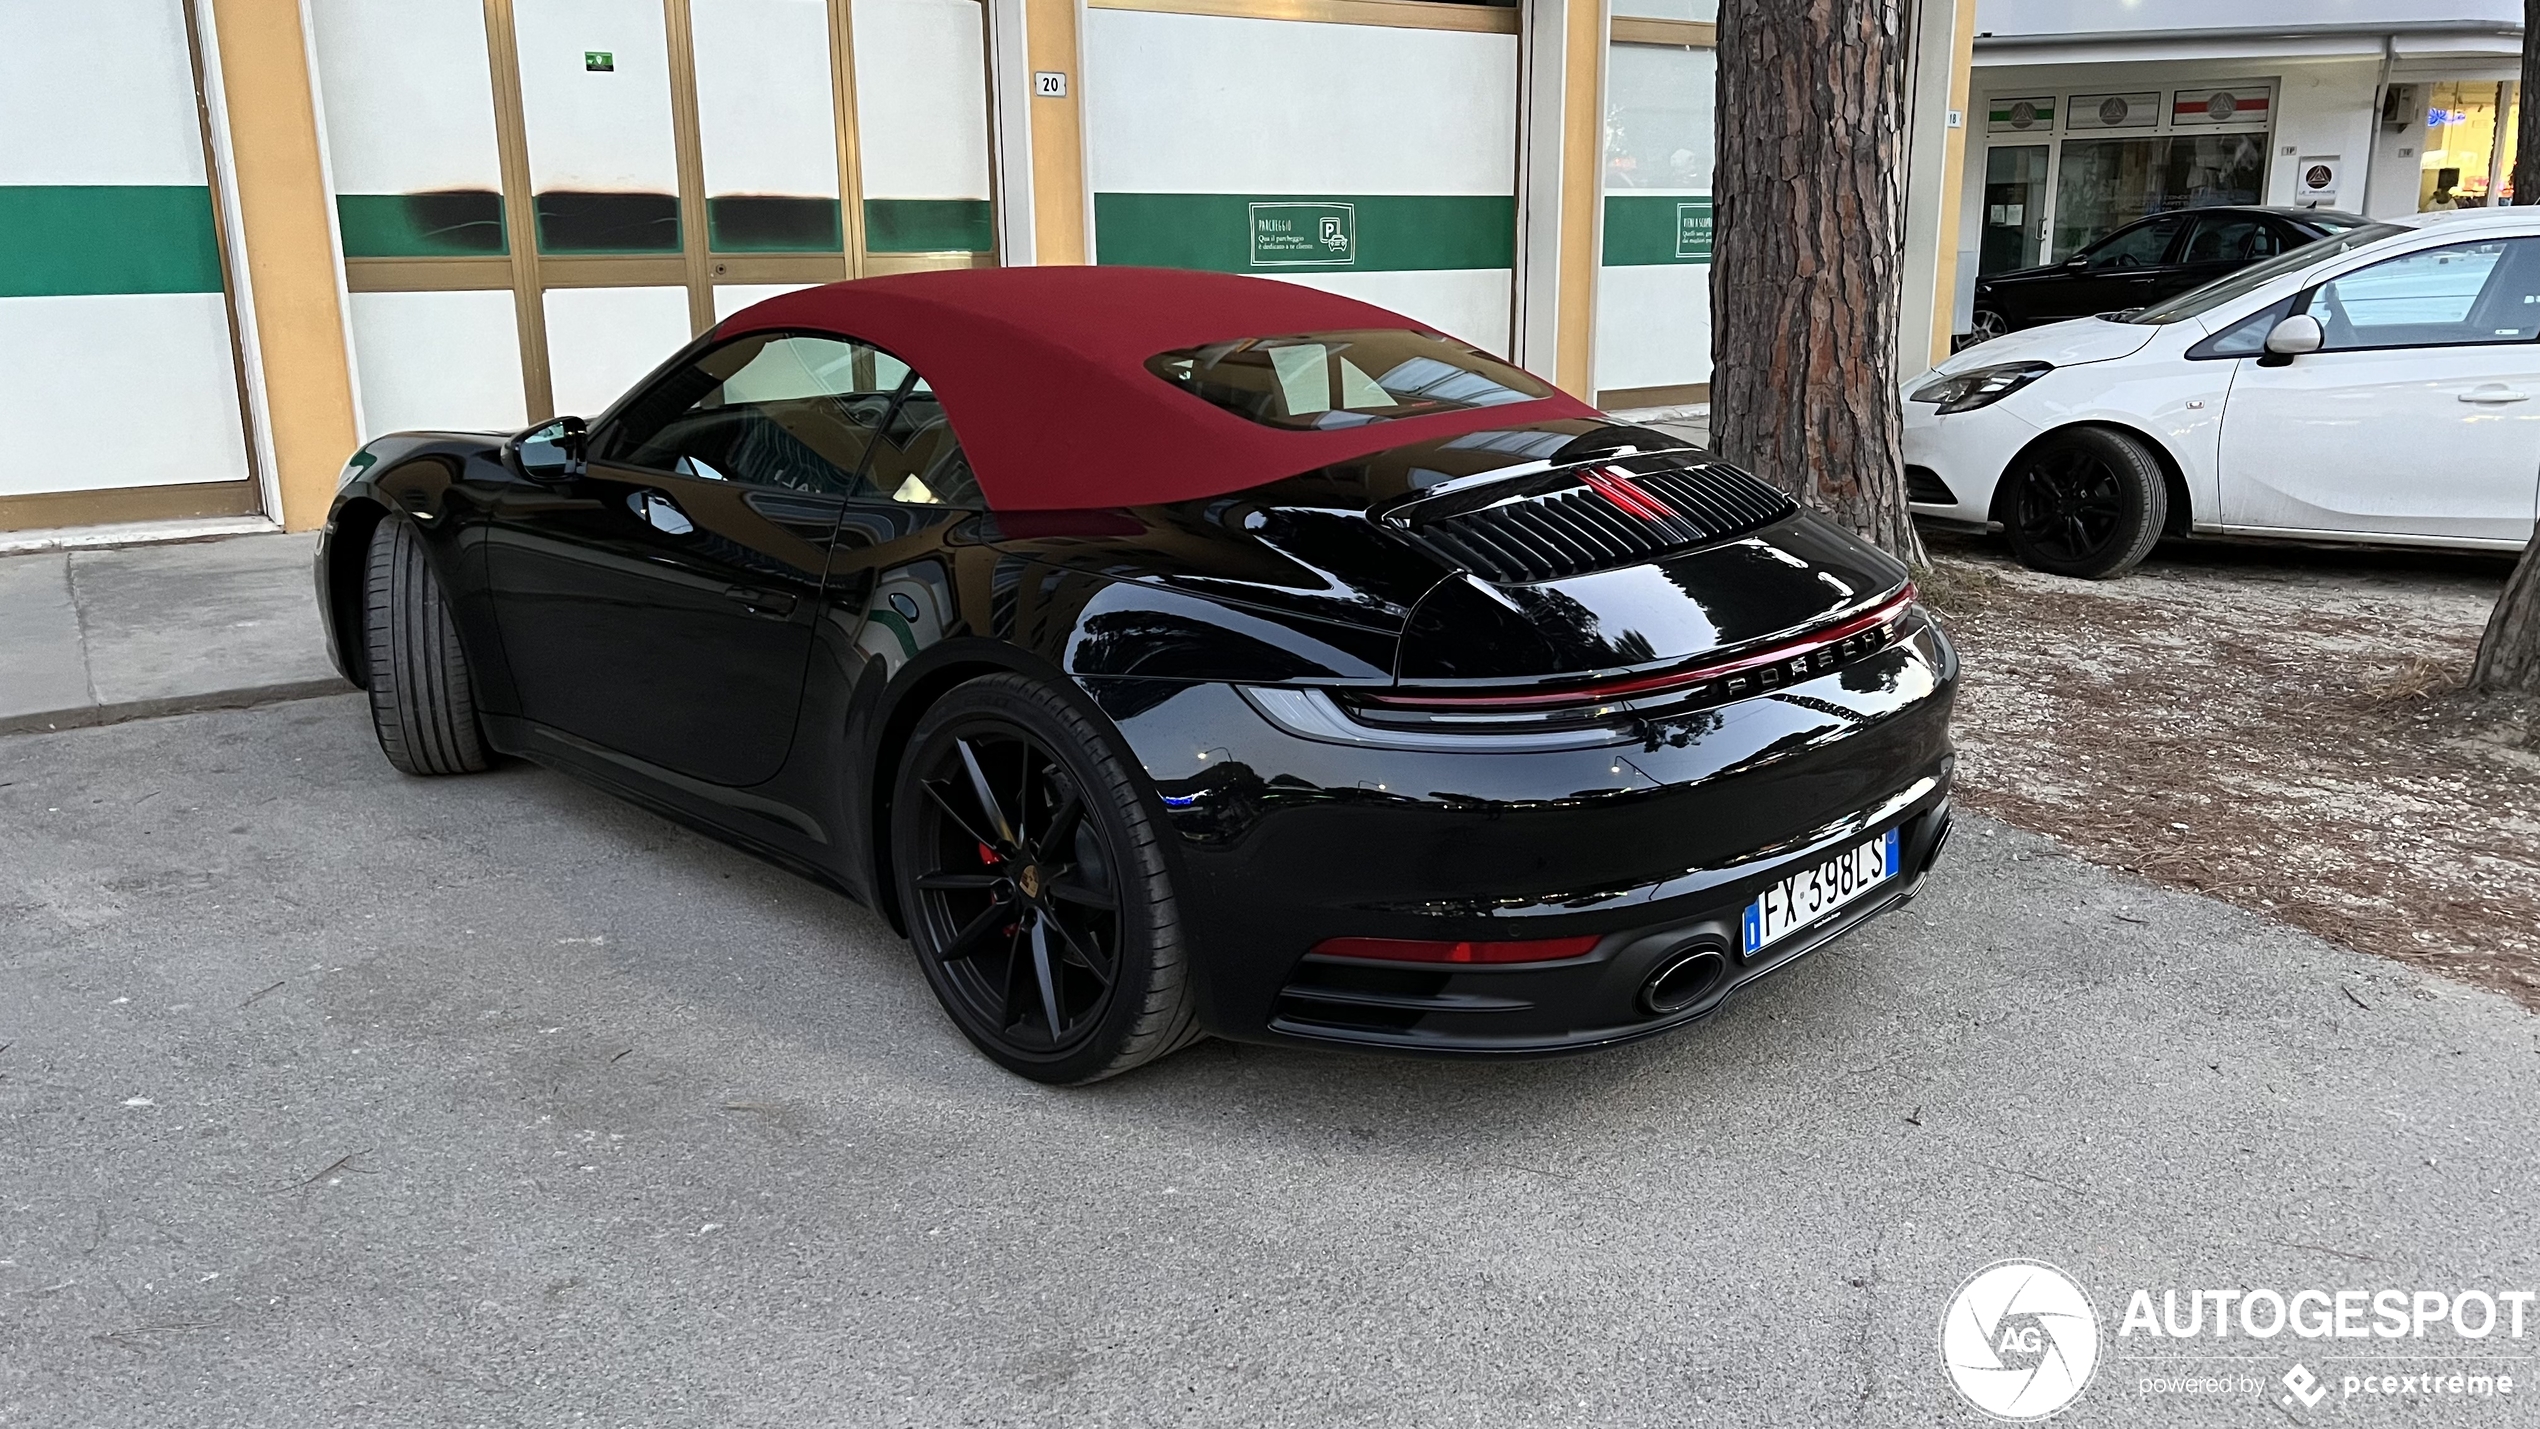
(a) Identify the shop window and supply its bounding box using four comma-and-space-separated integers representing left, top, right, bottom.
2051, 133, 2265, 260
2420, 81, 2516, 210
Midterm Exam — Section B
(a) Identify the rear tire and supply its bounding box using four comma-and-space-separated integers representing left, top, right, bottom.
362, 514, 490, 775
891, 673, 1201, 1084
2001, 427, 2168, 580
1968, 307, 2010, 344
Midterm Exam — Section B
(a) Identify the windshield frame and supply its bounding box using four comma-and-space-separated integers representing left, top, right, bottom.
2125, 221, 2408, 325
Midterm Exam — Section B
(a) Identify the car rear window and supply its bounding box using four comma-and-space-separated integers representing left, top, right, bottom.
1147, 329, 1552, 431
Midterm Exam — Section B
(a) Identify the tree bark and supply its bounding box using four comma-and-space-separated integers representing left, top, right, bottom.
2476, 0, 2540, 694
2473, 540, 2540, 695
1710, 0, 1925, 566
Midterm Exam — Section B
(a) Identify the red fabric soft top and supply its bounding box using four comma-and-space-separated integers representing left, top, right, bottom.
713, 266, 1600, 511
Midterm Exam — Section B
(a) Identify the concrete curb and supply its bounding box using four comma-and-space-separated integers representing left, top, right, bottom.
0, 678, 356, 738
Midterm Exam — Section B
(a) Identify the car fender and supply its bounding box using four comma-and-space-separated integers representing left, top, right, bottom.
319, 432, 508, 689
1997, 350, 2227, 526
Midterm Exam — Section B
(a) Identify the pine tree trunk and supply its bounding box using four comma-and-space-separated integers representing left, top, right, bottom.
1709, 0, 1925, 566
2472, 538, 2540, 696
2476, 0, 2540, 694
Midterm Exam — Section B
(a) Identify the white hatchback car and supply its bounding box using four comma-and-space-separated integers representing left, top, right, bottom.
1903, 206, 2540, 577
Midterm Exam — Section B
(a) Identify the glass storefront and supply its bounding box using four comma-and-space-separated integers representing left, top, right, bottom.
1976, 81, 2275, 270
2418, 81, 2519, 209
2050, 132, 2267, 258
1980, 144, 2048, 273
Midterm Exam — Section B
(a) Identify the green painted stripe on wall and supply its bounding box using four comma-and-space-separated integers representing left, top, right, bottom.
864, 198, 994, 254
1602, 194, 1711, 266
0, 185, 224, 297
337, 192, 508, 257
1093, 194, 1516, 273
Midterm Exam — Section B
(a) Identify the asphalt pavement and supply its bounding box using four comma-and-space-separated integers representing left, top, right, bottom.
3, 697, 2536, 1427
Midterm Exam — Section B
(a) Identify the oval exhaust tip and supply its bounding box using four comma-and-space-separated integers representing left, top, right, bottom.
1641, 946, 1727, 1015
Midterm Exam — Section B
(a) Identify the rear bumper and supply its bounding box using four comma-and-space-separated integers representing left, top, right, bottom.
1258, 794, 1952, 1056
1088, 612, 1959, 1055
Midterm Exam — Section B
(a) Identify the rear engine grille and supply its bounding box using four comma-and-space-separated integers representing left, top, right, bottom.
1340, 586, 1918, 737
1905, 465, 1956, 505
1411, 463, 1796, 583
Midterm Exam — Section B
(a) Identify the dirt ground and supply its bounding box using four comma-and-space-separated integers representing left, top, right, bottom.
1919, 529, 2540, 1009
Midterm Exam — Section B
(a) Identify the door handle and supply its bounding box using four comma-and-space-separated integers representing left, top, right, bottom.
2459, 385, 2530, 404
723, 585, 798, 617
629, 489, 696, 534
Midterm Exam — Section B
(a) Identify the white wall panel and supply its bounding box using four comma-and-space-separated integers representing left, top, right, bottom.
0, 0, 206, 186
309, 0, 504, 193
853, 0, 994, 200
1594, 264, 1710, 391
543, 286, 694, 417
1082, 11, 1516, 196
348, 290, 527, 438
513, 0, 680, 193
713, 283, 818, 319
0, 294, 248, 495
2263, 60, 2377, 207
1262, 270, 1513, 358
694, 0, 840, 198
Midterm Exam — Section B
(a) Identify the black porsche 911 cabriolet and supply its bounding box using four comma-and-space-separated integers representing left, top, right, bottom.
317, 266, 1956, 1083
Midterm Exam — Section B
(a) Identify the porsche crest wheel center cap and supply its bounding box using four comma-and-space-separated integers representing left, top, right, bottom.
1016, 864, 1045, 900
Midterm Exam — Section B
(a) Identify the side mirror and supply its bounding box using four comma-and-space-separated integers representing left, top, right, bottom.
2064, 255, 2089, 270
2262, 313, 2325, 358
511, 415, 586, 482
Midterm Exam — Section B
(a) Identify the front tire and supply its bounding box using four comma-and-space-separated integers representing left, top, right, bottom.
2001, 427, 2168, 579
362, 514, 491, 775
891, 673, 1201, 1083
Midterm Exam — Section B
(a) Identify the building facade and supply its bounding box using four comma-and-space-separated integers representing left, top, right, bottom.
1952, 0, 2525, 334
2, 0, 1981, 540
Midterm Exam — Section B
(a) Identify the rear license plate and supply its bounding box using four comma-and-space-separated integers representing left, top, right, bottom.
1741, 828, 1899, 957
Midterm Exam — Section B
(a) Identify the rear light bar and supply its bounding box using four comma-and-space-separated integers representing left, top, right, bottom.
1359, 585, 1915, 713
1310, 934, 1602, 965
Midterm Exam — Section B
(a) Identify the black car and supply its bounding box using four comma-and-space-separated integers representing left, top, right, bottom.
1970, 205, 2367, 341
316, 267, 1957, 1083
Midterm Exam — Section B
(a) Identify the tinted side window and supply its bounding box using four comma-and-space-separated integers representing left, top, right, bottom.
862, 374, 982, 508
598, 332, 908, 495
2085, 215, 2185, 270
2303, 238, 2540, 350
2182, 215, 2268, 265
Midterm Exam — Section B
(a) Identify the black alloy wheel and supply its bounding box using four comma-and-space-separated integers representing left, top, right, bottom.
892, 674, 1200, 1082
2001, 426, 2167, 579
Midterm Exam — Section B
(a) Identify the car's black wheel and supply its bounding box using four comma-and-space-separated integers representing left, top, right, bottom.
2001, 427, 2168, 579
1968, 307, 2010, 344
362, 513, 491, 775
891, 673, 1200, 1083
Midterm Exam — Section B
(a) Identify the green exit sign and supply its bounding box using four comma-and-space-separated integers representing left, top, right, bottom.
584, 51, 614, 71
